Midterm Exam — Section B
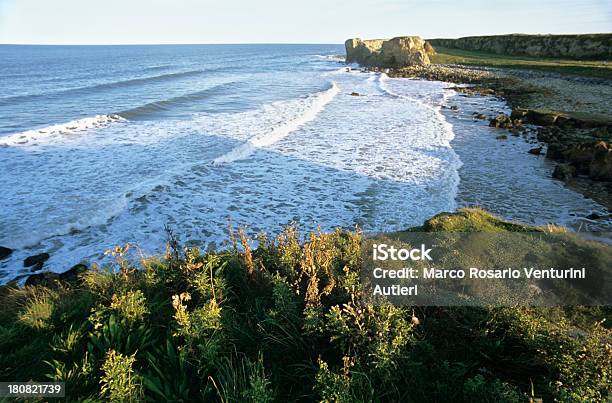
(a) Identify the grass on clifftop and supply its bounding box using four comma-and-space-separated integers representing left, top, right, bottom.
431, 46, 612, 79
0, 209, 610, 402
406, 207, 553, 232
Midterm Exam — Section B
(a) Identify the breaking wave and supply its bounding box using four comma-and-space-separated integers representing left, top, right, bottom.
0, 114, 126, 147
212, 82, 339, 164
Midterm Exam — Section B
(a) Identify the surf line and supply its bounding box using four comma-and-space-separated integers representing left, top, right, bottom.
212, 82, 339, 165
377, 73, 457, 144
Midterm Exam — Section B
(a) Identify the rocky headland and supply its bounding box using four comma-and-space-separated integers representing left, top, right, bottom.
345, 36, 434, 67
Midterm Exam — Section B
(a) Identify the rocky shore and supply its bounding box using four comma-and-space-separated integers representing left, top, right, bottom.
387, 63, 612, 210
0, 245, 89, 287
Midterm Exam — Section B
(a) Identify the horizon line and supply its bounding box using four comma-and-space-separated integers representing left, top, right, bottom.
2, 32, 610, 46
0, 42, 344, 46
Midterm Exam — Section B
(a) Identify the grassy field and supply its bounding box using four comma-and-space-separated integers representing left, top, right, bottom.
431, 46, 612, 79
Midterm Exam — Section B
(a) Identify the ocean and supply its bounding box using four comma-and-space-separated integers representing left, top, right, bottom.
0, 44, 608, 281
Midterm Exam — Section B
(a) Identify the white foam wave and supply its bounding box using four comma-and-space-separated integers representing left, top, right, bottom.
212, 82, 339, 164
379, 74, 438, 112
375, 73, 463, 213
378, 73, 458, 146
0, 114, 126, 147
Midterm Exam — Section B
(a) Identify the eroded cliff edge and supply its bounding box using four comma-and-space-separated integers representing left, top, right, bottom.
428, 34, 612, 60
345, 36, 434, 67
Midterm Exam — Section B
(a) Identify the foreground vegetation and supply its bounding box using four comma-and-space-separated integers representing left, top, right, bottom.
0, 209, 610, 402
430, 46, 612, 79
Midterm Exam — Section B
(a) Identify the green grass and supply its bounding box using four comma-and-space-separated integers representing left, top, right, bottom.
0, 209, 610, 402
431, 46, 612, 79
407, 208, 548, 232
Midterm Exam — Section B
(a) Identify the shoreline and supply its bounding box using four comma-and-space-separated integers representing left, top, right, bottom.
2, 55, 611, 285
385, 63, 612, 212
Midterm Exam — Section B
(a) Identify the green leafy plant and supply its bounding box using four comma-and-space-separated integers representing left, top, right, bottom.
100, 349, 143, 402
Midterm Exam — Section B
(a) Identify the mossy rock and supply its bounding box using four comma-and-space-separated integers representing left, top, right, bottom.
410, 208, 537, 232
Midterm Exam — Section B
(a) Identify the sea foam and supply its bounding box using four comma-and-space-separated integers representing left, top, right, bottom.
0, 114, 126, 147
212, 82, 339, 164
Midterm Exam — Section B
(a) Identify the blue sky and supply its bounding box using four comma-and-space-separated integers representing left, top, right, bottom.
0, 0, 610, 44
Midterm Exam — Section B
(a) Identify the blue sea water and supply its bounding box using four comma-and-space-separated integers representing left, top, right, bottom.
0, 44, 341, 133
0, 44, 607, 281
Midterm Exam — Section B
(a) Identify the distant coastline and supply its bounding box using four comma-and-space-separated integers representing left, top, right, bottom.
427, 33, 612, 60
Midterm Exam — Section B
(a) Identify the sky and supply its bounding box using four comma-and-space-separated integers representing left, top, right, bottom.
0, 0, 610, 44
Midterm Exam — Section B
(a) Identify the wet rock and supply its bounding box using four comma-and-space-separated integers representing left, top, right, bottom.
528, 147, 543, 155
544, 140, 612, 181
545, 142, 565, 160
0, 246, 12, 260
593, 127, 609, 138
588, 141, 612, 181
552, 164, 576, 180
30, 262, 44, 272
586, 212, 601, 220
510, 108, 528, 120
489, 114, 522, 129
496, 135, 508, 140
513, 108, 574, 127
526, 110, 558, 126
474, 113, 487, 120
555, 115, 571, 127
25, 272, 60, 287
59, 263, 88, 282
514, 108, 611, 130
349, 92, 360, 96
24, 253, 50, 268
450, 105, 458, 111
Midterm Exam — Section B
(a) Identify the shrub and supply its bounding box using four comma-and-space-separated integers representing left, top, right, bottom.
18, 290, 54, 330
109, 290, 149, 325
100, 350, 143, 402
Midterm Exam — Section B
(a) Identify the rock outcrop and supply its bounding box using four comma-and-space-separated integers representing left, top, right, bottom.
546, 141, 612, 181
24, 252, 50, 271
345, 36, 432, 67
428, 34, 612, 60
0, 246, 12, 260
512, 108, 612, 129
552, 164, 576, 180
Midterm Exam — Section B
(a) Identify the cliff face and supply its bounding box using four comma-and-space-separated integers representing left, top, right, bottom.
428, 34, 612, 60
345, 36, 432, 67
